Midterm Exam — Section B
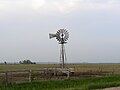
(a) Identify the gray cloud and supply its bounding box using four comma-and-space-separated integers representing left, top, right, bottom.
0, 0, 120, 63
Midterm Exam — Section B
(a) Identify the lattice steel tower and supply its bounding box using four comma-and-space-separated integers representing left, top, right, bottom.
49, 29, 69, 68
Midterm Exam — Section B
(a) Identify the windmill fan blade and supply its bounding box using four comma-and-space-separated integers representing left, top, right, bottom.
56, 29, 69, 42
49, 34, 56, 39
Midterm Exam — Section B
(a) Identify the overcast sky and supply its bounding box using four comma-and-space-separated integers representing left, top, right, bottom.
0, 0, 120, 63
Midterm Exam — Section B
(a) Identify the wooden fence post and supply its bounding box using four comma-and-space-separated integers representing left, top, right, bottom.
29, 70, 32, 82
67, 71, 70, 79
5, 71, 8, 85
54, 69, 57, 76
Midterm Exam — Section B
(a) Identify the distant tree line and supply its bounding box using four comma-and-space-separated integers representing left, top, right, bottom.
19, 60, 36, 64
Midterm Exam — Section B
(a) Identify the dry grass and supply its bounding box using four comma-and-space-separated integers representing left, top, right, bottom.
0, 63, 120, 74
68, 64, 120, 74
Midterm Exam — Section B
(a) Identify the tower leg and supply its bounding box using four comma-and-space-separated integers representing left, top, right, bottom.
60, 44, 66, 68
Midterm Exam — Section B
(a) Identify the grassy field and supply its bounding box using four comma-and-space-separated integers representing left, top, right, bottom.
0, 64, 120, 90
1, 75, 120, 90
0, 64, 120, 74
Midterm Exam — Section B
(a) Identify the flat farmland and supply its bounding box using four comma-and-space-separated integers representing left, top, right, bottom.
0, 63, 120, 74
0, 64, 120, 90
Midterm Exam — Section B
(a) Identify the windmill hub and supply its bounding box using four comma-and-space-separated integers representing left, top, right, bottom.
49, 29, 69, 68
60, 33, 65, 38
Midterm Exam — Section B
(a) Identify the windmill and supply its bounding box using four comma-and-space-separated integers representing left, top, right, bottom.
49, 29, 69, 68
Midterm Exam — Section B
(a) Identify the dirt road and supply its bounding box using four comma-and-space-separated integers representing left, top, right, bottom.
103, 87, 120, 90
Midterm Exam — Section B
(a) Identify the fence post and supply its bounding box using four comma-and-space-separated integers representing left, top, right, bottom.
5, 71, 8, 85
29, 70, 32, 82
67, 71, 70, 79
54, 68, 57, 76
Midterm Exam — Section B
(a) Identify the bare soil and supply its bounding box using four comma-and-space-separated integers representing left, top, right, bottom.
103, 87, 120, 90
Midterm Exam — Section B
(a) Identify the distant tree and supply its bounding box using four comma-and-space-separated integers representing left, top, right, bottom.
19, 61, 22, 64
19, 60, 36, 64
4, 61, 7, 64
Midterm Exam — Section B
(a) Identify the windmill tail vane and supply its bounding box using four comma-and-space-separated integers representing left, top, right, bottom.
49, 34, 57, 39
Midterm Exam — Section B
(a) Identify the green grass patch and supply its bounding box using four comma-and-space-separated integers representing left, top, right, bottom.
1, 75, 120, 90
